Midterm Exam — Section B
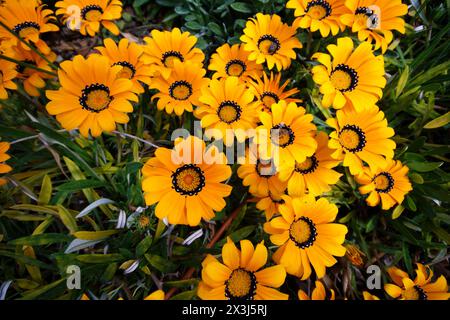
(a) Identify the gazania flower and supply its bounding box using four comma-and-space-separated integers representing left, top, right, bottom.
94, 38, 152, 94
298, 281, 335, 300
208, 43, 263, 83
55, 0, 122, 36
237, 148, 287, 198
141, 136, 232, 226
144, 290, 165, 300
0, 0, 58, 54
255, 100, 317, 169
312, 37, 386, 112
198, 238, 288, 300
344, 243, 365, 267
327, 106, 396, 175
264, 195, 348, 279
12, 46, 56, 97
256, 191, 287, 221
142, 28, 205, 79
287, 0, 349, 37
278, 131, 342, 197
240, 13, 302, 71
248, 72, 301, 113
150, 60, 208, 116
341, 0, 408, 53
355, 159, 412, 210
363, 291, 380, 300
385, 263, 450, 300
46, 54, 139, 137
195, 76, 259, 146
0, 141, 12, 186
0, 59, 17, 99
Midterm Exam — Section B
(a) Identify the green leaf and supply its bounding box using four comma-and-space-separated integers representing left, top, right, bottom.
38, 175, 52, 205
432, 226, 450, 244
164, 279, 199, 288
407, 161, 443, 172
219, 225, 255, 246
8, 233, 71, 246
136, 236, 153, 257
0, 250, 54, 270
424, 112, 450, 129
57, 205, 78, 233
230, 2, 252, 13
392, 205, 405, 220
18, 278, 66, 300
76, 254, 123, 264
169, 289, 197, 300
207, 22, 223, 36
409, 173, 424, 184
73, 230, 119, 240
57, 179, 107, 192
144, 254, 177, 273
395, 66, 409, 98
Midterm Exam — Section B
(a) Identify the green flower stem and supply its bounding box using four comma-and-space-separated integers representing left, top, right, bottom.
0, 54, 57, 77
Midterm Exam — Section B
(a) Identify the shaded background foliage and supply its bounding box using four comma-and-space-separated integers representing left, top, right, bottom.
0, 0, 448, 300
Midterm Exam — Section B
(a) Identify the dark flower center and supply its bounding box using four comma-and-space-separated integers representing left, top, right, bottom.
112, 61, 136, 79
79, 83, 112, 113
217, 101, 242, 124
162, 51, 184, 68
225, 268, 257, 300
295, 155, 319, 174
171, 164, 205, 196
225, 59, 246, 77
373, 172, 395, 193
305, 0, 332, 20
330, 64, 359, 92
338, 124, 366, 153
258, 35, 280, 55
169, 80, 192, 101
271, 124, 295, 148
289, 216, 318, 249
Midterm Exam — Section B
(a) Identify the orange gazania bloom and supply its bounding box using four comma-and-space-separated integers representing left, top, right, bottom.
248, 72, 301, 114
141, 136, 232, 226
237, 148, 287, 198
344, 243, 365, 267
142, 28, 205, 79
198, 238, 288, 300
312, 37, 386, 112
144, 290, 165, 300
255, 100, 317, 169
55, 0, 122, 36
0, 0, 58, 54
150, 60, 208, 116
355, 159, 412, 210
287, 0, 350, 37
208, 43, 263, 83
298, 280, 335, 300
12, 45, 56, 97
240, 13, 302, 71
341, 0, 409, 53
46, 54, 139, 137
94, 38, 152, 94
255, 191, 287, 221
0, 58, 17, 99
327, 106, 396, 175
385, 263, 450, 300
264, 195, 348, 279
196, 76, 259, 147
0, 141, 12, 186
278, 131, 342, 197
363, 291, 380, 300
